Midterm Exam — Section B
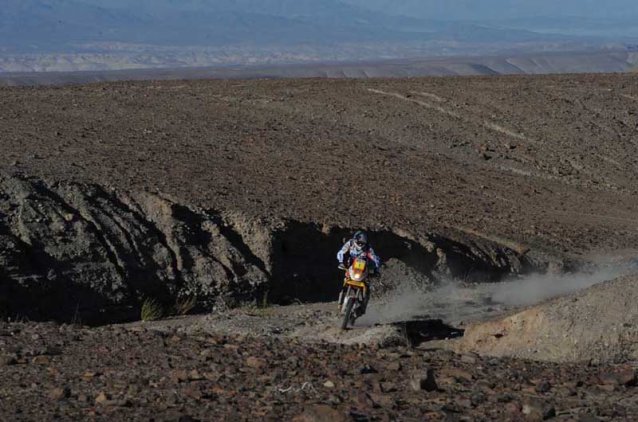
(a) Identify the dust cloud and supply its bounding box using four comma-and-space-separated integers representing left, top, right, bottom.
489, 265, 630, 307
360, 260, 637, 326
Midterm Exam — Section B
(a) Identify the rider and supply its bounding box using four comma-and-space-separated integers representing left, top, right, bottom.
337, 231, 381, 314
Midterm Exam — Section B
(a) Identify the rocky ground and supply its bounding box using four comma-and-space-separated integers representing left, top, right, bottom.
0, 320, 636, 421
1, 73, 638, 420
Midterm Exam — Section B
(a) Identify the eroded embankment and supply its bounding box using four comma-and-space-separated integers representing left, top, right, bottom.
448, 274, 638, 363
0, 174, 550, 324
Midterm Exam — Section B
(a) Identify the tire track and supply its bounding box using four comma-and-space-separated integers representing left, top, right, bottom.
367, 88, 534, 144
410, 91, 445, 102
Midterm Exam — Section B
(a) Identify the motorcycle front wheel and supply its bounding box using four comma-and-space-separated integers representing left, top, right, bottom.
341, 298, 355, 330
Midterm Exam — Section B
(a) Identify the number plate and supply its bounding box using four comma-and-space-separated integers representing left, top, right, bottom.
353, 260, 366, 271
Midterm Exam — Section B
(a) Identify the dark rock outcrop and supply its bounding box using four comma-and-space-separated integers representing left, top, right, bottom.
0, 175, 268, 323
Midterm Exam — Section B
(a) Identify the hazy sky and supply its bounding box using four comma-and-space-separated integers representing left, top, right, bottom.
2, 0, 637, 59
62, 0, 638, 20
344, 0, 638, 20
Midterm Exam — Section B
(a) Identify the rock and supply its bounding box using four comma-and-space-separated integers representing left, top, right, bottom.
599, 383, 616, 392
380, 382, 397, 393
292, 405, 348, 422
245, 356, 267, 370
82, 371, 100, 379
44, 346, 62, 356
360, 364, 378, 374
188, 369, 204, 381
32, 355, 50, 365
460, 354, 478, 364
385, 361, 401, 371
369, 393, 394, 409
49, 387, 71, 401
0, 175, 270, 323
470, 391, 487, 406
354, 392, 375, 411
323, 380, 335, 388
0, 354, 17, 366
170, 369, 189, 383
522, 400, 556, 421
542, 406, 557, 420
496, 393, 514, 403
183, 385, 203, 400
441, 367, 473, 383
505, 401, 522, 415
599, 365, 637, 387
455, 397, 472, 408
409, 368, 438, 392
535, 380, 552, 393
198, 349, 214, 361
95, 392, 112, 405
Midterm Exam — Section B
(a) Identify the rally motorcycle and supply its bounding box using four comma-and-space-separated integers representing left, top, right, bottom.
338, 256, 371, 330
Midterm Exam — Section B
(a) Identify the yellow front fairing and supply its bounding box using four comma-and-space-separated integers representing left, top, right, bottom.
345, 279, 366, 289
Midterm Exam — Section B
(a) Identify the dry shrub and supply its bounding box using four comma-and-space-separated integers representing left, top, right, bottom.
141, 298, 164, 321
175, 296, 197, 316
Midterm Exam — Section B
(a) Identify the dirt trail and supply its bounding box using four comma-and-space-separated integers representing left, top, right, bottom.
126, 260, 638, 362
410, 91, 445, 102
366, 87, 532, 142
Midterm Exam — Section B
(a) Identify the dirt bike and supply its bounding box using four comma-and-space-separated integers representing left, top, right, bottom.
338, 256, 371, 330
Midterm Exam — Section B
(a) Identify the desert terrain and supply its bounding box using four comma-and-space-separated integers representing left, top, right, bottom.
0, 73, 637, 420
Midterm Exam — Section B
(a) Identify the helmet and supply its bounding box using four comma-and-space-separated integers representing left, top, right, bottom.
353, 231, 368, 250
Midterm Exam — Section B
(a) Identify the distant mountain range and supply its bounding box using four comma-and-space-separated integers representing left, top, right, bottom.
1, 0, 637, 72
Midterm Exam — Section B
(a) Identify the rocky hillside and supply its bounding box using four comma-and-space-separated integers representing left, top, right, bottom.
0, 174, 535, 324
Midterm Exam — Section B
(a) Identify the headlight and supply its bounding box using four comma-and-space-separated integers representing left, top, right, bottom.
352, 272, 363, 281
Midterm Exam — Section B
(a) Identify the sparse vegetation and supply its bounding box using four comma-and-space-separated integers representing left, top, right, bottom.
261, 289, 270, 309
244, 291, 276, 317
141, 298, 164, 321
174, 296, 197, 316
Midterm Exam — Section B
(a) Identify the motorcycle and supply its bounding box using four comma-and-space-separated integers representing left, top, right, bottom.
338, 256, 371, 330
